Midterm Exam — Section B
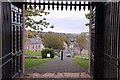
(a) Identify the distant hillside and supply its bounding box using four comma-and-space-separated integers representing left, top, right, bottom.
39, 32, 80, 40
26, 31, 89, 40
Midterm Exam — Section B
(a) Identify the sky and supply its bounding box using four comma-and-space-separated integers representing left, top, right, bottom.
26, 6, 90, 34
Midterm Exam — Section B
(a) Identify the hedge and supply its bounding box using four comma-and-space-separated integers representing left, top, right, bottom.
41, 48, 55, 58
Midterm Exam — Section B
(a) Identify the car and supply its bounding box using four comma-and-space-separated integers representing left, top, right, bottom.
66, 53, 71, 57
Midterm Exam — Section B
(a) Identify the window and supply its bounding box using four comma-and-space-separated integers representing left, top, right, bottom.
32, 45, 34, 49
38, 45, 41, 48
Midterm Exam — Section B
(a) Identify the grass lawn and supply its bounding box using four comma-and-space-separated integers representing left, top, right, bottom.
71, 57, 89, 69
25, 58, 54, 68
75, 54, 88, 58
25, 57, 59, 68
25, 50, 41, 56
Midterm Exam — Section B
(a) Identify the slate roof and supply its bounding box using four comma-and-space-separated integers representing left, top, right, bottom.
29, 38, 41, 44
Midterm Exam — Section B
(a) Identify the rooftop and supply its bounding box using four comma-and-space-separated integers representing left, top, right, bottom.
29, 38, 41, 44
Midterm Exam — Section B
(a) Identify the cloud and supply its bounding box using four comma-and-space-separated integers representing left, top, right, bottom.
29, 10, 90, 33
43, 17, 89, 33
44, 8, 90, 19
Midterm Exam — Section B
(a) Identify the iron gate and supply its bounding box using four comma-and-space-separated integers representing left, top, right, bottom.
0, 2, 12, 79
90, 2, 120, 79
104, 2, 120, 79
11, 3, 23, 79
0, 2, 23, 79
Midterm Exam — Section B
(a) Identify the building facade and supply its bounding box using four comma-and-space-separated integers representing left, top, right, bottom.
25, 38, 44, 52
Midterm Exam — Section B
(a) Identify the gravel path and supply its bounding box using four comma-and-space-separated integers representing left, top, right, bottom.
25, 57, 88, 74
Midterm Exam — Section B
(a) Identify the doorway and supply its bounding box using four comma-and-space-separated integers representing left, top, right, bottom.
23, 2, 90, 78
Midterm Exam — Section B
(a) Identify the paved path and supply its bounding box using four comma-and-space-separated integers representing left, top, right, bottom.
25, 57, 88, 74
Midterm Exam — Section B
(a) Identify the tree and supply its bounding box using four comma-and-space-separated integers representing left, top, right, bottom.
25, 7, 54, 31
42, 33, 65, 50
76, 33, 87, 55
27, 31, 36, 38
85, 13, 90, 26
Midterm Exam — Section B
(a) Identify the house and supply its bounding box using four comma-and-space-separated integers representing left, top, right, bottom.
63, 42, 68, 50
25, 38, 44, 52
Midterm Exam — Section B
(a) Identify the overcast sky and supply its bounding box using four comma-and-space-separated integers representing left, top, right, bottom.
27, 7, 90, 34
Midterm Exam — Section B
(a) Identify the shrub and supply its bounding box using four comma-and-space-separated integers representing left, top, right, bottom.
41, 48, 55, 58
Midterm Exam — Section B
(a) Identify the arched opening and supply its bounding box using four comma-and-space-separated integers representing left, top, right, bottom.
22, 1, 91, 78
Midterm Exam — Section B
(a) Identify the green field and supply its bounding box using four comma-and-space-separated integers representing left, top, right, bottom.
25, 58, 54, 68
75, 54, 88, 58
71, 57, 89, 69
25, 50, 41, 56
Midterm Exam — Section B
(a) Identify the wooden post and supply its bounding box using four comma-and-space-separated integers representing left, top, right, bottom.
94, 2, 105, 79
22, 4, 25, 74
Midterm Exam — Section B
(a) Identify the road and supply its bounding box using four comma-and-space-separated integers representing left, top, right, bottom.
25, 57, 88, 74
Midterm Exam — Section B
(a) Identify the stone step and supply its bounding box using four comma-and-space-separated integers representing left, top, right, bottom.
21, 72, 90, 78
